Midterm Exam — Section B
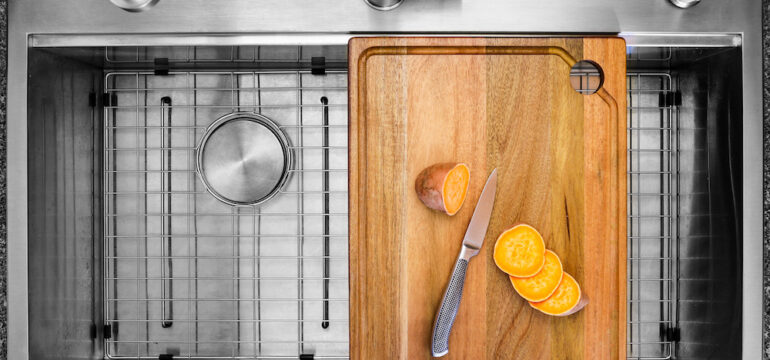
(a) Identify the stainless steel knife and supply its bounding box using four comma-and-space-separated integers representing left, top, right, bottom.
431, 169, 498, 357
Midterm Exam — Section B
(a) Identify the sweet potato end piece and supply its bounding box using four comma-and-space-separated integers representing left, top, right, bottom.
415, 162, 470, 216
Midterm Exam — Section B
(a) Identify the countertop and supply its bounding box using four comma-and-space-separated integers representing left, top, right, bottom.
762, 0, 770, 360
0, 0, 8, 358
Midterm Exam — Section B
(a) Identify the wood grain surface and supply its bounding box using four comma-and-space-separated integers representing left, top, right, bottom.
348, 37, 626, 360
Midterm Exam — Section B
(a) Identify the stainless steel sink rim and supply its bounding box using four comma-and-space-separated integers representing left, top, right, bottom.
196, 112, 294, 207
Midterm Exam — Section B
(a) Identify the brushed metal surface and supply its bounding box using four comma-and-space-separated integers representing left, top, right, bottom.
26, 48, 103, 360
673, 48, 743, 359
3, 0, 760, 34
6, 1, 762, 358
28, 33, 744, 49
197, 113, 292, 206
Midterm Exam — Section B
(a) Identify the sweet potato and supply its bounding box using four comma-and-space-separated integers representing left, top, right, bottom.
529, 272, 589, 316
493, 224, 546, 278
414, 162, 470, 216
510, 249, 564, 302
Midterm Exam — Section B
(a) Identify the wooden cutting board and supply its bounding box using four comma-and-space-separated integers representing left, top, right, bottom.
348, 37, 626, 360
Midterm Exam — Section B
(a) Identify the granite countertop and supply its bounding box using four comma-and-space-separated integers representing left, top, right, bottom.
0, 1, 8, 358
762, 0, 770, 360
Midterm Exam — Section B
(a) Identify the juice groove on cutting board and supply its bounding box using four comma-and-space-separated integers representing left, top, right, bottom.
348, 37, 626, 360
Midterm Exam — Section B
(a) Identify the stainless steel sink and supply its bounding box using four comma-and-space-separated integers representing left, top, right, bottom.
7, 1, 762, 359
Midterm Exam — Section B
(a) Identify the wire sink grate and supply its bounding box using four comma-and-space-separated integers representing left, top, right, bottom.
626, 72, 677, 360
103, 69, 350, 359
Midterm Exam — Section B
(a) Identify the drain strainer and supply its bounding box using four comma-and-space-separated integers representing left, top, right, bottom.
196, 112, 293, 206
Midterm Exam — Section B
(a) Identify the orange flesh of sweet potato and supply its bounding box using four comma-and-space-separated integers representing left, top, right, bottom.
415, 162, 470, 216
493, 224, 546, 277
442, 164, 470, 215
529, 272, 588, 316
510, 249, 564, 302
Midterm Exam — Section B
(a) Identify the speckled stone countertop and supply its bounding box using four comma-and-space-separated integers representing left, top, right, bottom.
0, 0, 8, 358
762, 0, 770, 360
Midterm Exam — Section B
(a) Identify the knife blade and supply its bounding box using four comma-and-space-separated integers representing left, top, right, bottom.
431, 169, 498, 357
461, 169, 497, 250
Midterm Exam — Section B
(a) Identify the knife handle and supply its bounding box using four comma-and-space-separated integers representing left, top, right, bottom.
431, 257, 469, 357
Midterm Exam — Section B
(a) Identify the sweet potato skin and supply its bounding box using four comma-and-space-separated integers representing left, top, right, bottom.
554, 293, 589, 317
414, 162, 468, 215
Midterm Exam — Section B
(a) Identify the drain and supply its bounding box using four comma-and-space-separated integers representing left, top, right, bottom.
197, 112, 293, 206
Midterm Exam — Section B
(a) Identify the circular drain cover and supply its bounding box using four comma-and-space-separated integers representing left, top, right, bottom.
197, 113, 292, 206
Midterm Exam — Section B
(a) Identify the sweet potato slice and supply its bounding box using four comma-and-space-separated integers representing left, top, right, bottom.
510, 249, 564, 302
529, 272, 589, 316
414, 162, 470, 216
493, 224, 546, 277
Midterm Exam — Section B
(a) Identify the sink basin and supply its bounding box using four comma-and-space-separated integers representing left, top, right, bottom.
5, 2, 762, 359
17, 39, 744, 359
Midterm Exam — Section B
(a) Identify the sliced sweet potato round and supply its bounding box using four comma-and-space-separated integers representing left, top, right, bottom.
414, 162, 470, 216
510, 249, 564, 302
493, 224, 546, 278
529, 272, 589, 316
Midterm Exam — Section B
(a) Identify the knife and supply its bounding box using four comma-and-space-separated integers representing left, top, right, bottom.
431, 169, 498, 357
